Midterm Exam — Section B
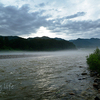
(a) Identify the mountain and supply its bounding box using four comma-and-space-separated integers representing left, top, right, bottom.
54, 37, 64, 41
28, 36, 64, 40
0, 36, 76, 51
70, 38, 100, 48
28, 36, 50, 40
0, 35, 19, 40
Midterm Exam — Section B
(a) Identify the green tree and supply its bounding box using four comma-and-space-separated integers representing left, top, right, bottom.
86, 47, 100, 73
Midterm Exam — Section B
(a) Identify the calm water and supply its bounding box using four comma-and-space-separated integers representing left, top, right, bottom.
0, 49, 99, 100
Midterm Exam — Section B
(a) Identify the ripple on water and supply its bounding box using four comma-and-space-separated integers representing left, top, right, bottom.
0, 50, 99, 100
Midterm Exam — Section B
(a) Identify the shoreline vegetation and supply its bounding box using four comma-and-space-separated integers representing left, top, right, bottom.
86, 48, 100, 74
0, 36, 76, 51
86, 48, 100, 99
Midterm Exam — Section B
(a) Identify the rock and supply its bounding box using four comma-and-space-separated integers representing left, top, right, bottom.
93, 78, 100, 89
61, 93, 66, 97
97, 74, 100, 77
65, 80, 71, 83
94, 96, 100, 100
81, 73, 87, 75
69, 92, 75, 95
90, 71, 98, 77
98, 89, 100, 93
82, 77, 86, 79
78, 77, 86, 80
90, 73, 95, 77
78, 78, 82, 80
93, 83, 98, 89
93, 83, 98, 86
94, 78, 100, 82
94, 79, 98, 82
79, 66, 83, 68
81, 91, 87, 96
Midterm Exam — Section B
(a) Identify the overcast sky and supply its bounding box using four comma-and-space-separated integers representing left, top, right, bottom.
0, 0, 100, 40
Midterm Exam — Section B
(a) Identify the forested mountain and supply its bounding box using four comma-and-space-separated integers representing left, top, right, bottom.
70, 38, 100, 48
0, 36, 76, 51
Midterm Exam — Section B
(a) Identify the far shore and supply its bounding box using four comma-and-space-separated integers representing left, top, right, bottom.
0, 54, 41, 59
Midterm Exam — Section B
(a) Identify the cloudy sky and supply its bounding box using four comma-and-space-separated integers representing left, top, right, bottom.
0, 0, 100, 40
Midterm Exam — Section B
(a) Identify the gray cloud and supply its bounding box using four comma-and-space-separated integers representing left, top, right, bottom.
0, 3, 100, 39
35, 3, 46, 8
46, 16, 100, 38
62, 19, 100, 32
0, 4, 50, 36
65, 12, 86, 19
39, 3, 45, 7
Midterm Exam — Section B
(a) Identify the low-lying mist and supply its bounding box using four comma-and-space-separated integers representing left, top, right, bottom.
0, 48, 95, 59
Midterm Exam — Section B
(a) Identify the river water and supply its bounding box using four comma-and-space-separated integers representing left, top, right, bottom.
0, 49, 100, 100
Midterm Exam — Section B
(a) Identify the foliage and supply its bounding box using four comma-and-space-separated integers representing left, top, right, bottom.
0, 36, 76, 51
86, 48, 100, 73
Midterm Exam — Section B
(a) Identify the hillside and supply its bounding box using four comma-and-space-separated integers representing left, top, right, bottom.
70, 38, 100, 48
0, 36, 76, 51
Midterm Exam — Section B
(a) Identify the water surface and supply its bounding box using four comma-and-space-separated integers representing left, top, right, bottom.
0, 49, 99, 100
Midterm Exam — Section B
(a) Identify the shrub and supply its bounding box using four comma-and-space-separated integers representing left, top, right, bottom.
86, 48, 100, 73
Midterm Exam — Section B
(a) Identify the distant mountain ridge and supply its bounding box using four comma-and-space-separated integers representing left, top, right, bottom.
70, 38, 100, 48
0, 35, 76, 51
1, 35, 99, 49
28, 36, 64, 41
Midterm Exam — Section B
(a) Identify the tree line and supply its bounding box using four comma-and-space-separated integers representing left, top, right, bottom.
0, 36, 76, 51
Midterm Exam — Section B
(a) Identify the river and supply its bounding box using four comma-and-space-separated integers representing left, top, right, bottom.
0, 49, 99, 100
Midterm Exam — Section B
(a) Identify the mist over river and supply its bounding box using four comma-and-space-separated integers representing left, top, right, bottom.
0, 49, 99, 100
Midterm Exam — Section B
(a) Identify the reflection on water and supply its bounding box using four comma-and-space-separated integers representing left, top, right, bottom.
0, 49, 98, 100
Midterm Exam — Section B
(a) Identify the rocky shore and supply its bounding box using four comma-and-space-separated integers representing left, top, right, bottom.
66, 67, 100, 100
41, 65, 100, 100
90, 71, 100, 100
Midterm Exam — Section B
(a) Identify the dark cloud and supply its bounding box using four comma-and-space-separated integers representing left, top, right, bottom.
39, 3, 45, 7
0, 4, 50, 36
0, 3, 100, 39
46, 16, 100, 37
65, 12, 86, 19
61, 19, 100, 32
35, 3, 46, 8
